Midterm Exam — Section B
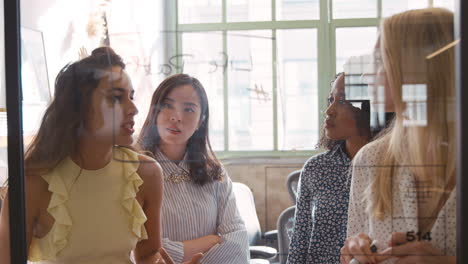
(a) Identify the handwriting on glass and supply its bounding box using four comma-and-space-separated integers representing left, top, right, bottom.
126, 52, 242, 76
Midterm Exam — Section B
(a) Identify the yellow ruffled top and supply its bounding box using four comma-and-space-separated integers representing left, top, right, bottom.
28, 147, 148, 263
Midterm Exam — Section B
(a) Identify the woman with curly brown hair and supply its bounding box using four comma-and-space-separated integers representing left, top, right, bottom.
287, 72, 371, 264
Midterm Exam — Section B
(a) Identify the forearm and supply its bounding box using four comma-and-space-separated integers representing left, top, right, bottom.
200, 229, 249, 264
287, 225, 311, 263
447, 256, 456, 263
182, 235, 220, 262
0, 197, 10, 264
0, 235, 10, 264
134, 252, 158, 264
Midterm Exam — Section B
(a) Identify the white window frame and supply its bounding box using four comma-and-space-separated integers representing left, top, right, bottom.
172, 0, 438, 158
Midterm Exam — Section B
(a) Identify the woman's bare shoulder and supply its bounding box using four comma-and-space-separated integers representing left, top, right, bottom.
25, 172, 49, 194
136, 154, 163, 208
136, 154, 163, 185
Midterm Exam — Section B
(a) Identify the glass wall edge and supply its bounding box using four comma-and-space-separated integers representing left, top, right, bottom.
455, 0, 467, 263
4, 0, 27, 262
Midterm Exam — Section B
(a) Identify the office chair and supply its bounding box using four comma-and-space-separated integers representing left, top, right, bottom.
286, 170, 301, 204
232, 182, 277, 263
276, 206, 296, 264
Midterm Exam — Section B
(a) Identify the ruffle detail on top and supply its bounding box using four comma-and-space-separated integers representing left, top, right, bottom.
119, 147, 148, 241
28, 168, 73, 261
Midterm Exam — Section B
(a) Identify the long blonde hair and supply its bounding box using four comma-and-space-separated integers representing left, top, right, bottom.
366, 8, 455, 221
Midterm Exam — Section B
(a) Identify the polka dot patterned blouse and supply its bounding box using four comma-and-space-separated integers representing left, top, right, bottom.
347, 140, 456, 263
287, 142, 352, 264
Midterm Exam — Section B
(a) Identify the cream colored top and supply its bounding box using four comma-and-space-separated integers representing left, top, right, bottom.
347, 140, 456, 263
28, 147, 148, 264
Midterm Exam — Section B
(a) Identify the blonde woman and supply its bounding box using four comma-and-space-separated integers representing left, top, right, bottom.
341, 8, 456, 264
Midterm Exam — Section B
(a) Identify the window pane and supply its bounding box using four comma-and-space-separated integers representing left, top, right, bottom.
336, 27, 378, 73
333, 0, 377, 19
434, 0, 455, 11
227, 0, 271, 22
107, 0, 166, 131
178, 0, 222, 24
21, 27, 49, 137
227, 30, 273, 150
277, 29, 318, 150
276, 0, 320, 21
182, 32, 225, 151
382, 0, 428, 17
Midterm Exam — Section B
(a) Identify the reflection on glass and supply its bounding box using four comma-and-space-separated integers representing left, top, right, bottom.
0, 0, 6, 188
107, 0, 166, 130
402, 84, 428, 126
178, 0, 222, 24
227, 0, 271, 22
336, 27, 377, 73
277, 29, 318, 151
382, 0, 427, 17
227, 30, 273, 150
333, 0, 377, 19
21, 27, 50, 137
276, 0, 320, 21
342, 41, 390, 133
0, 0, 6, 220
343, 55, 374, 101
182, 32, 224, 151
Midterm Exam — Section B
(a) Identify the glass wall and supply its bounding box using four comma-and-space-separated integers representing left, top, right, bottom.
0, 0, 464, 263
0, 0, 6, 187
0, 0, 9, 259
177, 0, 456, 156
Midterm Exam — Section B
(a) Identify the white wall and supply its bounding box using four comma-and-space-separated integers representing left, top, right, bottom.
0, 0, 168, 184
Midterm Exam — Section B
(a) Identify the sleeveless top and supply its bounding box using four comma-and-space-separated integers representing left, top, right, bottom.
28, 147, 148, 264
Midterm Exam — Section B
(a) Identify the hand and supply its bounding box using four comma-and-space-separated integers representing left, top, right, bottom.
153, 252, 166, 264
78, 46, 88, 59
160, 247, 203, 264
341, 233, 389, 264
378, 232, 456, 264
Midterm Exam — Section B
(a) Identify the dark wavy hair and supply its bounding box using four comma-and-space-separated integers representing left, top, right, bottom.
137, 73, 222, 186
316, 72, 371, 150
24, 47, 125, 172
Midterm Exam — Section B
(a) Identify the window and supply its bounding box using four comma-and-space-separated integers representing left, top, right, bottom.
176, 0, 454, 156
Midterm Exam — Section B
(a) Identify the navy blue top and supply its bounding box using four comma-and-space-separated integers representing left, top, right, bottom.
287, 142, 351, 264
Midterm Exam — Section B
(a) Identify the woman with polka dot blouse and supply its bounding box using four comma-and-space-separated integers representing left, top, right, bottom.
287, 72, 371, 264
341, 8, 456, 264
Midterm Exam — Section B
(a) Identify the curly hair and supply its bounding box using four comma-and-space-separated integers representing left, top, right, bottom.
316, 72, 371, 150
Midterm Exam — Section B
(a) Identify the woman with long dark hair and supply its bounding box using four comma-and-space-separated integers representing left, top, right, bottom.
137, 73, 249, 264
0, 47, 201, 264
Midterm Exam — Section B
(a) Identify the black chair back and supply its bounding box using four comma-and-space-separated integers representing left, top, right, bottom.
277, 206, 296, 264
286, 170, 301, 204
